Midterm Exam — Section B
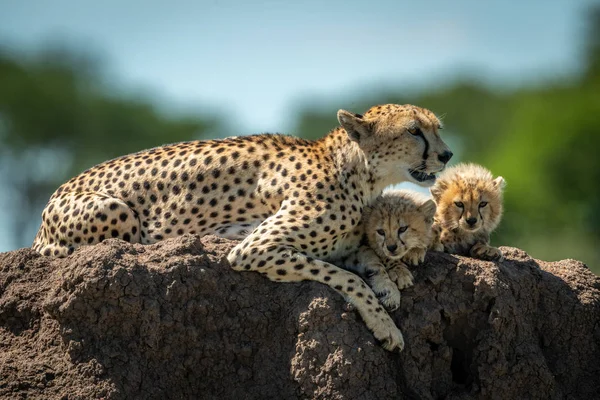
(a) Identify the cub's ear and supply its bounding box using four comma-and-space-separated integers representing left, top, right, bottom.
361, 204, 374, 220
429, 181, 446, 201
419, 199, 437, 222
337, 110, 373, 143
493, 176, 506, 191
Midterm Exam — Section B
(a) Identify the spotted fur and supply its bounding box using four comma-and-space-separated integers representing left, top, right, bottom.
429, 163, 505, 261
337, 190, 436, 311
33, 104, 452, 351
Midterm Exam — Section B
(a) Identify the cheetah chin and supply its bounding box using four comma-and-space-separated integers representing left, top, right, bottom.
408, 169, 437, 184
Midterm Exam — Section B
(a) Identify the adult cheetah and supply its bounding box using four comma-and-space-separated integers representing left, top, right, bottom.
33, 104, 452, 351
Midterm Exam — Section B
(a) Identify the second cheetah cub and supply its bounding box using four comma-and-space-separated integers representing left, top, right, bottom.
339, 190, 436, 310
430, 163, 506, 261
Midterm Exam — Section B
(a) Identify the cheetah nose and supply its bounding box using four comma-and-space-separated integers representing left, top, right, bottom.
466, 217, 477, 226
386, 244, 398, 253
438, 151, 453, 164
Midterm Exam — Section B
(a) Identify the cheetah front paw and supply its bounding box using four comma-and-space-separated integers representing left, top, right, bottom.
387, 263, 414, 290
485, 246, 504, 261
401, 247, 426, 267
431, 242, 445, 252
471, 243, 504, 262
369, 274, 401, 311
368, 313, 405, 352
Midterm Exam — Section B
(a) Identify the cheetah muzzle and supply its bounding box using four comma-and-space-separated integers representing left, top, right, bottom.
408, 169, 437, 183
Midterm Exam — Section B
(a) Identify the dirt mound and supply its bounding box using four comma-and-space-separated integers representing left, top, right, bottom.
0, 235, 599, 399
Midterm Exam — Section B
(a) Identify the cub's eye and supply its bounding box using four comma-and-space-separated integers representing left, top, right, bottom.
479, 201, 488, 208
376, 229, 385, 236
407, 127, 422, 135
398, 226, 408, 235
454, 201, 464, 208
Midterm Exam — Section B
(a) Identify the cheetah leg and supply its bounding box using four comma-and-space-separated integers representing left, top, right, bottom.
470, 242, 504, 261
386, 260, 414, 290
431, 241, 445, 252
343, 247, 403, 312
228, 243, 404, 352
33, 191, 141, 257
401, 247, 427, 267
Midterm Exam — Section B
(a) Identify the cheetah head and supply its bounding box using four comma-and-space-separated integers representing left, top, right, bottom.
338, 104, 452, 188
363, 190, 436, 261
431, 163, 506, 234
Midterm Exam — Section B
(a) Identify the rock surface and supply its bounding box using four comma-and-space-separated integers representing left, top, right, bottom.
0, 235, 599, 400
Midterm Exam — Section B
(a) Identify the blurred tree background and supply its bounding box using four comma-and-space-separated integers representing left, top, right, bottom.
1, 10, 599, 274
0, 47, 221, 247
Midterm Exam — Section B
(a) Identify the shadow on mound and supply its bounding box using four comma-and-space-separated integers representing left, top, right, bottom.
0, 235, 599, 399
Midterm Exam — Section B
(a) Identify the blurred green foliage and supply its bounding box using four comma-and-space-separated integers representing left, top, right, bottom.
292, 9, 600, 274
0, 47, 218, 245
0, 11, 598, 274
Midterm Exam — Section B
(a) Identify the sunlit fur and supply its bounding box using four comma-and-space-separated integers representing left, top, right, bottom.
32, 102, 452, 354
338, 104, 452, 191
430, 163, 506, 257
362, 189, 436, 261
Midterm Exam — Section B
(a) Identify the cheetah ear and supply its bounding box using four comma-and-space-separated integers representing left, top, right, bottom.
419, 199, 437, 222
337, 110, 373, 143
493, 176, 506, 191
430, 182, 446, 202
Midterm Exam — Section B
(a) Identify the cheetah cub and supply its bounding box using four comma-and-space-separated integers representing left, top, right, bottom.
340, 190, 436, 311
429, 163, 506, 261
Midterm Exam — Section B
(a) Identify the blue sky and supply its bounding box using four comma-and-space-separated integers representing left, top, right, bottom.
0, 0, 597, 251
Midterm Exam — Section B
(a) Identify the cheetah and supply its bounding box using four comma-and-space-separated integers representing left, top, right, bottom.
33, 104, 452, 351
429, 163, 505, 261
336, 189, 436, 311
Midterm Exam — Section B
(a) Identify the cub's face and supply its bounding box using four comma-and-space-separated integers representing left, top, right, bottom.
431, 166, 505, 234
363, 194, 436, 261
337, 104, 452, 188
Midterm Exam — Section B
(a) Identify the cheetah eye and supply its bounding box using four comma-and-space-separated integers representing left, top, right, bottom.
407, 127, 422, 136
398, 226, 408, 236
365, 269, 377, 278
376, 229, 385, 236
454, 201, 464, 208
479, 201, 488, 208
